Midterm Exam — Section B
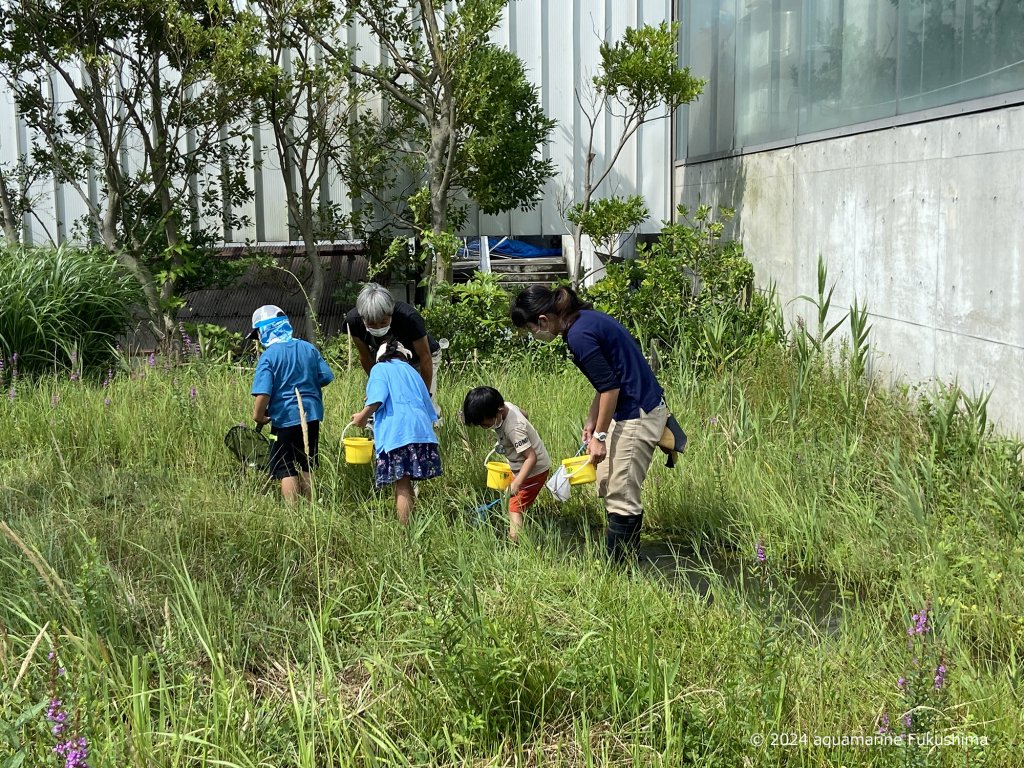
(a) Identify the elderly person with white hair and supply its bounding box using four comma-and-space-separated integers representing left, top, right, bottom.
344, 283, 442, 403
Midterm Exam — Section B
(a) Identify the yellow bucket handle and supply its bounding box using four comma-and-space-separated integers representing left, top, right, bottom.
483, 447, 503, 469
341, 421, 371, 442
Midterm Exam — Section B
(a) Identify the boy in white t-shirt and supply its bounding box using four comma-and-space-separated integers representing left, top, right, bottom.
461, 386, 551, 542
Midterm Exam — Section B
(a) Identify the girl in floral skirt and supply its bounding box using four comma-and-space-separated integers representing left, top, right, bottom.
351, 340, 442, 524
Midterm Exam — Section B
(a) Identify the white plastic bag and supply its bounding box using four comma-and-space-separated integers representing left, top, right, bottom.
546, 465, 571, 502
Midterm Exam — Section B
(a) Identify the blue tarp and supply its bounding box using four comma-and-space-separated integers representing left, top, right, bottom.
457, 237, 562, 260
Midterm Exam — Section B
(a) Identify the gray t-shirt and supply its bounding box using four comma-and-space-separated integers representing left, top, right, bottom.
495, 402, 551, 475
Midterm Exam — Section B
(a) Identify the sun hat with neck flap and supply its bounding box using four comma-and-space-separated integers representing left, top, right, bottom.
251, 305, 293, 346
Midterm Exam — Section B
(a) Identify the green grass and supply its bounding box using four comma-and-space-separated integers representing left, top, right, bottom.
0, 347, 1020, 766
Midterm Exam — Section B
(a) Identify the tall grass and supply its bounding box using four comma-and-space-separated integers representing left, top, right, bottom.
0, 244, 139, 374
0, 343, 1018, 765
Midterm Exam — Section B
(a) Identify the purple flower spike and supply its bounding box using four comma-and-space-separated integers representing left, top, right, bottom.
53, 735, 90, 768
903, 713, 912, 730
47, 695, 90, 768
878, 713, 890, 734
934, 663, 947, 690
755, 541, 766, 563
189, 385, 197, 400
897, 676, 906, 690
147, 352, 156, 367
909, 608, 930, 636
103, 398, 111, 407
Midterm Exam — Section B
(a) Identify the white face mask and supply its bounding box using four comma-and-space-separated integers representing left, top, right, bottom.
367, 324, 391, 338
492, 415, 505, 431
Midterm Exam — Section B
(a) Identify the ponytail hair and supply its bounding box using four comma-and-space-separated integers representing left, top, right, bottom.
375, 339, 414, 365
510, 284, 590, 328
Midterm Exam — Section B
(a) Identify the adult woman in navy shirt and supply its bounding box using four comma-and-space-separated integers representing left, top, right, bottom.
511, 285, 669, 562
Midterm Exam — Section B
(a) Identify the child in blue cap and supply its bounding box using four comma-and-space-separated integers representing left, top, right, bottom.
250, 305, 335, 504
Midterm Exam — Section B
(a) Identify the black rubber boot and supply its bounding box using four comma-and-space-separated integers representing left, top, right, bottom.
605, 513, 643, 564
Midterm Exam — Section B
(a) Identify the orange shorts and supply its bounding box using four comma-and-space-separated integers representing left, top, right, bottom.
509, 470, 550, 514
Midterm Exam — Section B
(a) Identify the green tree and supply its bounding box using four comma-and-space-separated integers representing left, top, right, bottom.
0, 0, 262, 346
565, 22, 703, 284
0, 161, 46, 245
249, 0, 361, 340
322, 0, 556, 284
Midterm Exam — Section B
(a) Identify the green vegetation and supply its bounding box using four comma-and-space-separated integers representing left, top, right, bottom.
585, 205, 783, 374
1, 324, 1017, 764
0, 245, 139, 374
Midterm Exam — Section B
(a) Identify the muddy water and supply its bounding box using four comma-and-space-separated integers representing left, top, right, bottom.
536, 519, 847, 635
636, 539, 847, 635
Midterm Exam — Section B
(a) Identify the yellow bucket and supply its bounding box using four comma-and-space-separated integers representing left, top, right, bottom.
561, 455, 596, 486
342, 422, 374, 465
344, 437, 374, 465
485, 460, 514, 490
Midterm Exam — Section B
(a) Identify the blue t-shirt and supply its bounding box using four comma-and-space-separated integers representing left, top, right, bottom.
251, 339, 335, 428
565, 309, 664, 421
366, 360, 438, 454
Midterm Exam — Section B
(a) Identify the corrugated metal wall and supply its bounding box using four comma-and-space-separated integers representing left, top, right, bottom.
0, 1, 673, 247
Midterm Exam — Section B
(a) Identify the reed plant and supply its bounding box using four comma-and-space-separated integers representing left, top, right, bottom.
0, 245, 139, 375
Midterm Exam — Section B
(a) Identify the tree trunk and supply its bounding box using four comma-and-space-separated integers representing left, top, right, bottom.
150, 58, 182, 351
299, 220, 324, 342
0, 167, 20, 244
427, 119, 452, 285
571, 220, 585, 286
99, 173, 166, 345
275, 118, 323, 342
571, 146, 595, 286
430, 192, 449, 285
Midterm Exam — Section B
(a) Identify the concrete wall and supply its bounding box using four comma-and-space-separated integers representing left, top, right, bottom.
0, 0, 673, 247
674, 105, 1024, 436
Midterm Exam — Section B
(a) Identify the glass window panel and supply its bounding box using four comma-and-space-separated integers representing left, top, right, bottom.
801, 1, 897, 133
735, 0, 801, 146
686, 1, 738, 157
957, 0, 1024, 101
677, 0, 687, 159
899, 0, 1024, 113
680, 1, 1024, 162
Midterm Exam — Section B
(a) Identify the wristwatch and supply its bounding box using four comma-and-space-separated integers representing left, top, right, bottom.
594, 431, 608, 442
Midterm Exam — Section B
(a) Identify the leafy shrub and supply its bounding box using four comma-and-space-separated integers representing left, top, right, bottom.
585, 205, 783, 371
0, 244, 139, 373
422, 272, 570, 369
566, 194, 648, 258
186, 323, 247, 364
422, 272, 519, 359
421, 208, 782, 373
